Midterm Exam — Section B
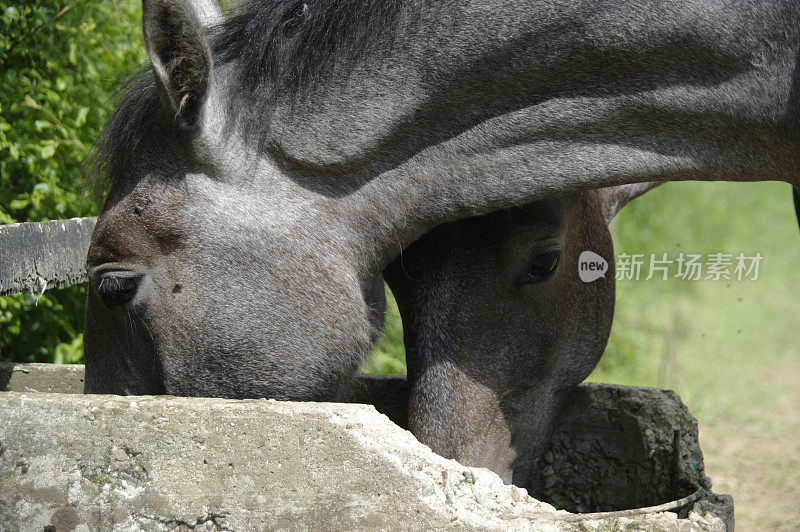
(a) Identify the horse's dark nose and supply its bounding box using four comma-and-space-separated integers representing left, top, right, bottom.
95, 271, 141, 308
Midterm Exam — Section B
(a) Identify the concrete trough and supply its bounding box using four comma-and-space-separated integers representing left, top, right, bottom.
0, 363, 733, 531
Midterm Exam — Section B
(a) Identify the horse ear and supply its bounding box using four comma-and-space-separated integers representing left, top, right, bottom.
142, 0, 213, 128
599, 182, 661, 223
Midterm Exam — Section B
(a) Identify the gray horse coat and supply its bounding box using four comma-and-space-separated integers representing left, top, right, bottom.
84, 0, 799, 482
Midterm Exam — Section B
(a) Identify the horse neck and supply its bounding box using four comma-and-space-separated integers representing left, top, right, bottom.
236, 0, 800, 271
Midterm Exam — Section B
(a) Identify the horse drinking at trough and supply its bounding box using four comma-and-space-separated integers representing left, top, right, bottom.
84, 0, 800, 448
385, 185, 654, 486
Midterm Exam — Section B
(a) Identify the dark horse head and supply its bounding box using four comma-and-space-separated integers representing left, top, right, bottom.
385, 184, 654, 485
85, 0, 800, 404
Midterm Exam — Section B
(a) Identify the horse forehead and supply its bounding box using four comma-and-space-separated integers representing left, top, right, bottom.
493, 196, 571, 243
137, 170, 320, 227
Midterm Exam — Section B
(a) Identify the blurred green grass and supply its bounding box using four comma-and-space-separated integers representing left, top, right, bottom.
600, 181, 800, 530
595, 181, 799, 417
359, 284, 406, 374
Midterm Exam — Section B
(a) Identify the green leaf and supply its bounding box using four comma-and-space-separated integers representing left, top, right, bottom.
4, 6, 19, 21
9, 198, 29, 210
75, 106, 88, 126
39, 143, 56, 159
22, 94, 39, 109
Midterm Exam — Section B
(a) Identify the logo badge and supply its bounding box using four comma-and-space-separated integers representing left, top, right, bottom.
578, 251, 608, 282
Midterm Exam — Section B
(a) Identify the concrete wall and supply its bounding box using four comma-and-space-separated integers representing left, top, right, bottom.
0, 363, 733, 531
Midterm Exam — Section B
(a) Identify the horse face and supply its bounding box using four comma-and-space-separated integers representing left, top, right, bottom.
83, 134, 384, 399
82, 0, 388, 399
385, 191, 617, 486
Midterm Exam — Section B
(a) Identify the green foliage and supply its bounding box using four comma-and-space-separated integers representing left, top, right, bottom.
360, 285, 406, 374
590, 182, 800, 405
0, 1, 146, 363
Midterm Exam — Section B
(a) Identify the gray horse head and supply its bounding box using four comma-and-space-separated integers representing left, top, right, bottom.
385, 185, 654, 486
84, 0, 800, 398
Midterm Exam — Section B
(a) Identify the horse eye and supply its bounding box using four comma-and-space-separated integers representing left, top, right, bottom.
96, 272, 141, 308
526, 249, 560, 283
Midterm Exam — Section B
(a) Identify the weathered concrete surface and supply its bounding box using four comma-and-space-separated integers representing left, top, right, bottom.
0, 363, 408, 427
0, 362, 85, 394
0, 217, 96, 296
0, 392, 731, 531
0, 392, 550, 531
0, 364, 733, 530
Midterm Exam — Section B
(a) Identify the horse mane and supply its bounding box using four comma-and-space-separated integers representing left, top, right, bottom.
215, 0, 406, 117
88, 0, 408, 193
86, 71, 162, 196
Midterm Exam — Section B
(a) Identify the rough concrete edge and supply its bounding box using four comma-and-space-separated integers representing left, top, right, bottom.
0, 390, 733, 531
0, 362, 86, 394
0, 391, 557, 531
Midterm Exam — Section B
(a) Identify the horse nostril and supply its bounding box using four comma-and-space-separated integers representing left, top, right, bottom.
96, 272, 140, 308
